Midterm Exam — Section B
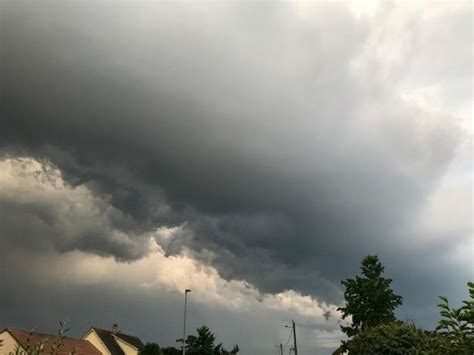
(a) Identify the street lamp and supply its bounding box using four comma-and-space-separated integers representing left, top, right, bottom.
182, 289, 191, 355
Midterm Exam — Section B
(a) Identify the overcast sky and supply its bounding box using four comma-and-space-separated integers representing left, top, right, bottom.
0, 1, 472, 354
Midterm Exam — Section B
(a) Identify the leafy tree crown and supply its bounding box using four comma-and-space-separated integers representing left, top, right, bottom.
185, 325, 239, 355
140, 342, 163, 355
337, 254, 403, 337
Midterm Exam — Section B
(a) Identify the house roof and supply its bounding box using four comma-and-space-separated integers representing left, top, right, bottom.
113, 332, 145, 350
2, 328, 101, 355
89, 328, 124, 355
88, 327, 144, 355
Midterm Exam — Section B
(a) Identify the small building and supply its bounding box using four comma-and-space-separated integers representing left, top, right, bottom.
82, 325, 144, 355
0, 328, 101, 355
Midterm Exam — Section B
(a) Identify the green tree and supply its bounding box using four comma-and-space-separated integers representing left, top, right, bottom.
139, 342, 163, 355
161, 347, 181, 355
338, 254, 403, 337
186, 326, 215, 355
228, 345, 239, 354
343, 321, 439, 354
185, 326, 238, 355
435, 281, 474, 354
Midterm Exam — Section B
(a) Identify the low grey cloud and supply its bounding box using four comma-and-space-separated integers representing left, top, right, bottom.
0, 1, 472, 350
0, 165, 344, 353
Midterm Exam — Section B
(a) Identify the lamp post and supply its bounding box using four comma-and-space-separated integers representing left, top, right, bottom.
182, 289, 191, 355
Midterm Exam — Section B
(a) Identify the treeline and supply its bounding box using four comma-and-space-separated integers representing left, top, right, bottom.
141, 325, 239, 355
337, 254, 473, 354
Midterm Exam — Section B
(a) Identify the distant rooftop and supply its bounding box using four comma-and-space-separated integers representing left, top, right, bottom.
87, 327, 144, 355
2, 328, 101, 355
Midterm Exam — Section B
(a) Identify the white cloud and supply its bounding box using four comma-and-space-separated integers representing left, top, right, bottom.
0, 156, 345, 351
17, 242, 343, 322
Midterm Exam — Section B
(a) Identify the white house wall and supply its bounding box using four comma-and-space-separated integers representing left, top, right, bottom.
83, 330, 111, 355
0, 331, 22, 355
113, 336, 138, 355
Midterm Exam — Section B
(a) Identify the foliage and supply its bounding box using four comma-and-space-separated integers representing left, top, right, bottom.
339, 282, 474, 354
161, 347, 181, 355
185, 326, 215, 355
213, 344, 239, 355
139, 342, 163, 355
338, 254, 403, 337
228, 345, 239, 354
342, 321, 438, 354
184, 326, 238, 355
435, 281, 474, 354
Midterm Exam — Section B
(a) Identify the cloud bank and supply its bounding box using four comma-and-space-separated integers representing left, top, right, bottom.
0, 1, 471, 354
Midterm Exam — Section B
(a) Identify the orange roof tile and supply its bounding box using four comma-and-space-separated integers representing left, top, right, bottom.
4, 328, 101, 355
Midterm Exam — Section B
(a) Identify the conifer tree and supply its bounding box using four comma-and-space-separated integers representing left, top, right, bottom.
338, 254, 403, 337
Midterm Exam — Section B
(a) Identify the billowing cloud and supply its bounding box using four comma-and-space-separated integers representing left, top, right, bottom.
0, 156, 345, 353
0, 157, 153, 259
0, 1, 471, 354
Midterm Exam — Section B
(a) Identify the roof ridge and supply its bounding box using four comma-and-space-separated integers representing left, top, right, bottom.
92, 327, 138, 338
3, 328, 102, 354
114, 332, 140, 339
6, 328, 84, 341
90, 327, 110, 332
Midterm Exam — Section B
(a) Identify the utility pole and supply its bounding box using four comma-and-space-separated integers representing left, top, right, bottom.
284, 321, 297, 355
182, 289, 191, 355
292, 320, 298, 355
275, 344, 283, 355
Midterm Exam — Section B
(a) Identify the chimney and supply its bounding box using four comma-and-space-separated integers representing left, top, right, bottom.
112, 324, 118, 334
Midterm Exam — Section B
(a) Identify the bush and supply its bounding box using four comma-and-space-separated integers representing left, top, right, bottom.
343, 321, 436, 354
342, 282, 474, 354
139, 342, 163, 355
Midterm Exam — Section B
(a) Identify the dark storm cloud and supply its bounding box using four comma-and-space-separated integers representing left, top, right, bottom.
0, 158, 152, 260
0, 0, 470, 320
0, 245, 343, 355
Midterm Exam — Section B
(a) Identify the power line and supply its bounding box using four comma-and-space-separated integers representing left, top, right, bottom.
283, 329, 292, 348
